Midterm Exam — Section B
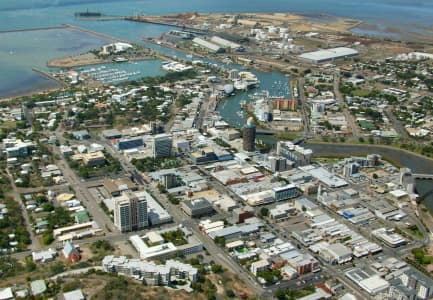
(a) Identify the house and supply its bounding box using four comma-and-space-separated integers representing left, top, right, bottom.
62, 289, 85, 300
63, 241, 81, 262
31, 280, 47, 296
72, 130, 90, 140
0, 287, 13, 300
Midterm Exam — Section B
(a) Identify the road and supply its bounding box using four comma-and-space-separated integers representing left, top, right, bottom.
333, 73, 361, 137
297, 78, 311, 135
52, 130, 117, 234
384, 106, 409, 140
145, 182, 265, 296
5, 169, 41, 251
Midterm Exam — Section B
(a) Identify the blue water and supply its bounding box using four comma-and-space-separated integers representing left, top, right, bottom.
0, 28, 109, 97
0, 0, 432, 31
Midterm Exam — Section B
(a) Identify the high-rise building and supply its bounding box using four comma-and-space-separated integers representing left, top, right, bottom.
269, 156, 287, 172
242, 117, 256, 152
114, 191, 148, 232
152, 134, 173, 158
162, 173, 178, 189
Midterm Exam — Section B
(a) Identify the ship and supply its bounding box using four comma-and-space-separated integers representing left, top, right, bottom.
75, 10, 102, 18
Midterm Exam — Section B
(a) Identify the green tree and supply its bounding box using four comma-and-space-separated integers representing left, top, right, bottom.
260, 207, 269, 217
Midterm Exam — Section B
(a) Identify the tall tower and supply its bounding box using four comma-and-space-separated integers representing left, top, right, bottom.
152, 134, 173, 158
114, 191, 148, 232
242, 117, 256, 152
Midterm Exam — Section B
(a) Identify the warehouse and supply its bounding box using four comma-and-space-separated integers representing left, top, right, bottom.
210, 36, 241, 50
192, 37, 224, 53
298, 47, 359, 63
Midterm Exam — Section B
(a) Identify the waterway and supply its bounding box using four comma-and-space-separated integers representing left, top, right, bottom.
305, 143, 433, 211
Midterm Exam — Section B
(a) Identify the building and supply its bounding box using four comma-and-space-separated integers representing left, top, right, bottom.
102, 256, 197, 286
114, 190, 148, 232
32, 248, 57, 263
72, 130, 90, 140
62, 289, 85, 300
273, 98, 297, 111
192, 37, 224, 53
283, 251, 320, 275
101, 42, 132, 55
242, 117, 256, 152
104, 177, 137, 197
371, 227, 406, 247
319, 243, 352, 264
145, 191, 172, 226
63, 241, 81, 262
152, 134, 173, 158
232, 207, 254, 224
31, 280, 47, 296
181, 198, 213, 218
162, 173, 178, 189
115, 137, 144, 151
272, 184, 298, 201
102, 129, 122, 140
298, 47, 359, 63
210, 36, 241, 50
3, 138, 35, 158
250, 259, 269, 276
0, 288, 13, 300
343, 163, 360, 177
277, 141, 312, 166
269, 156, 287, 172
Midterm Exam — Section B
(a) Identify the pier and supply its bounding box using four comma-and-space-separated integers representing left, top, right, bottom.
126, 16, 208, 35
64, 24, 129, 43
0, 25, 67, 34
31, 68, 67, 88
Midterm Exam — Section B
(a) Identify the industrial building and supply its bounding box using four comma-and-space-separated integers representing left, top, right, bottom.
298, 47, 359, 63
210, 36, 241, 50
113, 190, 148, 232
192, 37, 224, 53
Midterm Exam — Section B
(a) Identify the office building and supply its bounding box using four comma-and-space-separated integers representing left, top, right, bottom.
272, 184, 298, 201
242, 117, 256, 152
162, 173, 178, 189
181, 198, 213, 218
152, 134, 173, 158
114, 191, 148, 232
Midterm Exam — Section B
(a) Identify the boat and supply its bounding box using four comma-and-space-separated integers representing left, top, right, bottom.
113, 57, 129, 63
223, 84, 234, 95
